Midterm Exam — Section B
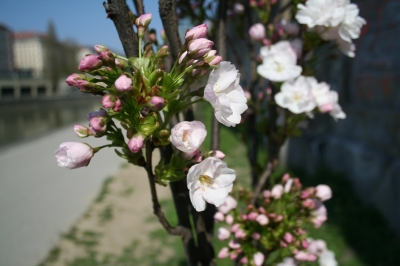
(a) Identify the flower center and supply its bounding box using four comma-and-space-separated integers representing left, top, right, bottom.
199, 174, 213, 191
213, 83, 222, 94
293, 92, 302, 102
274, 63, 284, 72
182, 130, 190, 142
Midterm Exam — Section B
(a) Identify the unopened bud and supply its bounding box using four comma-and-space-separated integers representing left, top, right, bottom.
128, 133, 145, 153
234, 3, 245, 15
115, 58, 128, 69
78, 55, 103, 72
185, 23, 208, 41
73, 125, 91, 138
90, 116, 108, 134
66, 73, 86, 86
114, 75, 133, 92
94, 44, 109, 53
113, 99, 123, 112
148, 96, 165, 111
156, 45, 169, 57
102, 94, 116, 108
75, 80, 96, 92
135, 13, 152, 27
187, 38, 214, 58
99, 51, 115, 66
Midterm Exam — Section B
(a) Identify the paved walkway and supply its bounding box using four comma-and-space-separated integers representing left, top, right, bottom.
0, 123, 126, 266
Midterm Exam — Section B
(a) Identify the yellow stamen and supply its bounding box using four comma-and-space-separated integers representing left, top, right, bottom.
199, 175, 213, 190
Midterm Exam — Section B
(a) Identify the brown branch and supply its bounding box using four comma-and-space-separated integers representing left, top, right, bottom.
159, 144, 199, 266
158, 0, 182, 61
103, 0, 139, 58
250, 162, 273, 205
132, 0, 145, 15
144, 140, 184, 235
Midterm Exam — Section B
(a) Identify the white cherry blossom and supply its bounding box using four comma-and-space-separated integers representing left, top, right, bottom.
296, 0, 345, 28
204, 61, 248, 127
187, 157, 236, 212
257, 41, 302, 82
275, 76, 317, 114
170, 121, 207, 153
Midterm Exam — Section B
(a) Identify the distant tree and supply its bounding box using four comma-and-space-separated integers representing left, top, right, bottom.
44, 21, 60, 92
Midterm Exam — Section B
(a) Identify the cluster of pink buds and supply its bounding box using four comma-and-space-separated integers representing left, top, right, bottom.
175, 24, 222, 79
215, 173, 333, 265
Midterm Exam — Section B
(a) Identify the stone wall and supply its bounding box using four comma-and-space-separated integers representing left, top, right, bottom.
287, 0, 400, 233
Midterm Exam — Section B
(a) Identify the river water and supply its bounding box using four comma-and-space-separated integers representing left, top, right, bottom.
0, 95, 102, 149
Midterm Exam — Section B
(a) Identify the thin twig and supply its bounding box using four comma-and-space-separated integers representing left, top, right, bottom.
103, 0, 139, 58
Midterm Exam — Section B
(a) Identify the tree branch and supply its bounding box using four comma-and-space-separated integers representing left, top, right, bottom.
132, 0, 145, 16
103, 0, 139, 58
158, 0, 182, 61
144, 140, 184, 235
250, 162, 273, 205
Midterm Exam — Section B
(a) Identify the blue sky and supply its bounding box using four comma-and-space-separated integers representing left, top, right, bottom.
0, 0, 164, 54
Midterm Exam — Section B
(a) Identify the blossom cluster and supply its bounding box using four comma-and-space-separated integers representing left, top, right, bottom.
55, 14, 248, 213
214, 173, 336, 265
296, 0, 366, 57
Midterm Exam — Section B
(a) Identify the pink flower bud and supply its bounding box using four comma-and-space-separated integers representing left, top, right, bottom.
258, 207, 266, 214
300, 190, 311, 199
229, 240, 241, 249
217, 227, 231, 241
214, 211, 225, 222
303, 198, 315, 209
179, 51, 187, 64
113, 99, 122, 112
249, 23, 265, 41
73, 125, 90, 138
115, 75, 132, 92
209, 55, 222, 66
225, 214, 234, 225
135, 13, 152, 27
235, 229, 246, 239
282, 173, 290, 182
231, 223, 240, 233
54, 142, 93, 169
78, 54, 103, 72
148, 96, 165, 111
256, 214, 269, 225
99, 51, 115, 66
262, 190, 271, 198
241, 214, 248, 221
102, 94, 116, 108
308, 254, 317, 261
230, 252, 238, 260
234, 3, 245, 15
128, 133, 145, 153
271, 184, 284, 199
295, 251, 309, 261
218, 247, 229, 259
94, 44, 109, 53
218, 195, 238, 214
187, 38, 214, 58
240, 257, 248, 264
244, 90, 251, 101
315, 185, 332, 202
253, 252, 265, 266
283, 232, 294, 243
89, 117, 107, 134
66, 73, 85, 86
247, 212, 258, 221
302, 239, 309, 249
252, 232, 261, 240
75, 80, 95, 92
185, 23, 208, 41
280, 241, 288, 247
